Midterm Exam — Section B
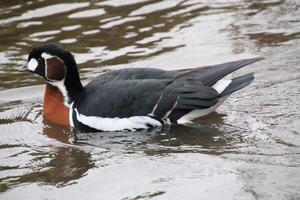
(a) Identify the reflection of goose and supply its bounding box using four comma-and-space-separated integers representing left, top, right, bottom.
13, 146, 94, 187
22, 44, 263, 132
71, 114, 233, 155
0, 120, 94, 189
43, 119, 71, 143
38, 120, 93, 186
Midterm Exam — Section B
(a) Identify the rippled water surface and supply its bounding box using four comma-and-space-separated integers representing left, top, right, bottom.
0, 0, 300, 199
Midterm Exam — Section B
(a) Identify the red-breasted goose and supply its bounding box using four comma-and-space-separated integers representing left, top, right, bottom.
22, 44, 263, 132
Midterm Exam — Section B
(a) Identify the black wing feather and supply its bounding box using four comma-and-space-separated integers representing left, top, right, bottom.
75, 69, 219, 119
220, 73, 254, 97
174, 58, 263, 86
75, 79, 173, 118
74, 58, 263, 122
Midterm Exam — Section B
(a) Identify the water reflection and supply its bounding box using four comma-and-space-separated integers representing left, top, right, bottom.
72, 112, 246, 156
42, 120, 72, 144
0, 120, 94, 192
1, 147, 93, 191
0, 0, 299, 199
0, 0, 228, 89
0, 111, 239, 192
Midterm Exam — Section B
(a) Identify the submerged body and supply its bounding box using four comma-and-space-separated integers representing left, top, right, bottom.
24, 44, 263, 132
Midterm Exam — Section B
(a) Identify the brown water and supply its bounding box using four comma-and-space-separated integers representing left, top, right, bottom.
0, 0, 300, 199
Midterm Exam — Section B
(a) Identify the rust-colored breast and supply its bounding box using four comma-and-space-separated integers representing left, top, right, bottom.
43, 84, 69, 126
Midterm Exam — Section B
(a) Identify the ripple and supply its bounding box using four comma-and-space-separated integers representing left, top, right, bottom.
68, 8, 105, 19
129, 0, 180, 16
0, 105, 31, 123
97, 0, 150, 7
0, 85, 43, 102
139, 27, 152, 32
166, 4, 208, 17
1, 1, 300, 199
60, 38, 77, 44
100, 16, 122, 23
29, 30, 61, 37
0, 3, 90, 24
100, 16, 145, 29
62, 25, 82, 31
136, 32, 172, 45
16, 21, 42, 28
124, 32, 138, 38
82, 29, 100, 35
22, 3, 89, 18
29, 36, 54, 42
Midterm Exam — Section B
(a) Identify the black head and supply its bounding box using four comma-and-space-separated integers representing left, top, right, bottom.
24, 43, 83, 103
25, 43, 74, 82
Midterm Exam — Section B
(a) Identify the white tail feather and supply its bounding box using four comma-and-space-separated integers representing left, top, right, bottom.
212, 79, 232, 94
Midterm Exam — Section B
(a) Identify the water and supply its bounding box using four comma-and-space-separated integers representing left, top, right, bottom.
0, 0, 299, 199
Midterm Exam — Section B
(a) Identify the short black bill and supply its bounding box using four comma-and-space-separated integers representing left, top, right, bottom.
19, 65, 29, 72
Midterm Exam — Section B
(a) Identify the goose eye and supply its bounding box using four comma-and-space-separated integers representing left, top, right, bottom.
37, 58, 44, 63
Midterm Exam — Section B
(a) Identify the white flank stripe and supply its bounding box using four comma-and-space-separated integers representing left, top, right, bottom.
28, 58, 38, 71
212, 79, 232, 94
74, 109, 161, 131
177, 96, 228, 124
69, 102, 74, 127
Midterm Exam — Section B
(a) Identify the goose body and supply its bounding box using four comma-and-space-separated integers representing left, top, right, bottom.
23, 44, 263, 132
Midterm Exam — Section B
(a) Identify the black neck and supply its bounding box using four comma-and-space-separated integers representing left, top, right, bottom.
64, 52, 84, 103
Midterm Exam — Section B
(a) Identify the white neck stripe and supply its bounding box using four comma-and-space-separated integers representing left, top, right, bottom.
41, 52, 54, 59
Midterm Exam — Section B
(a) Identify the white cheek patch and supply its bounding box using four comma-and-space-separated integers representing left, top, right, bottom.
28, 58, 38, 71
41, 52, 54, 59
